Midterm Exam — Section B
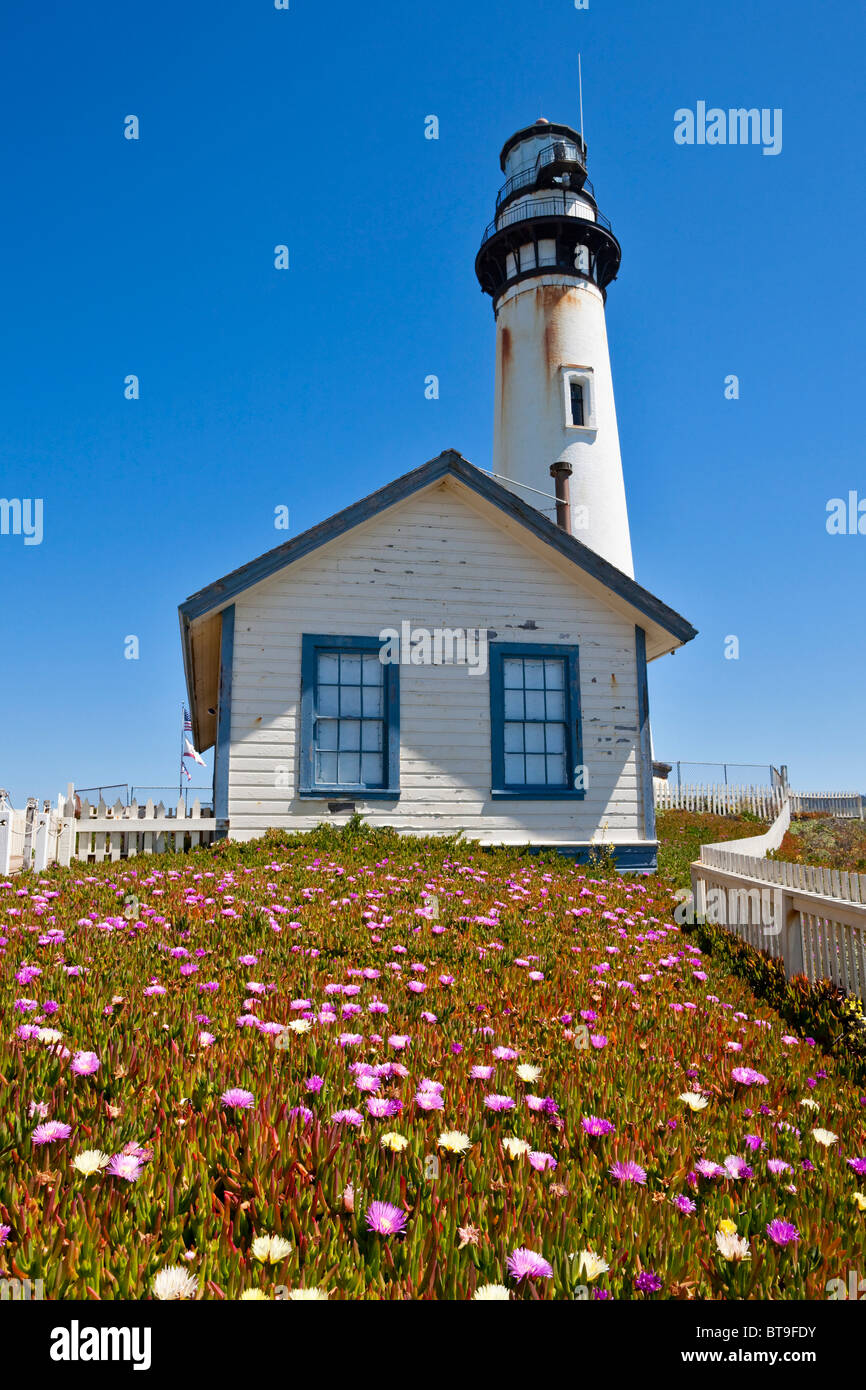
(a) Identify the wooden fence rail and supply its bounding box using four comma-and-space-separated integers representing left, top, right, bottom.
690, 797, 866, 1006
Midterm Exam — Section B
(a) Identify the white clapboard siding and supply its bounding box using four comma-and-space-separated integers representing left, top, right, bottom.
227, 480, 649, 847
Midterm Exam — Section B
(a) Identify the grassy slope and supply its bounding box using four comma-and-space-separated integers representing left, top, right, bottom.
656, 810, 770, 891
771, 817, 866, 874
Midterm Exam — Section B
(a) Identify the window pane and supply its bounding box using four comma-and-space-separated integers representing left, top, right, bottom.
524, 659, 544, 689
525, 723, 545, 753
544, 659, 564, 689
503, 659, 523, 689
545, 722, 565, 753
525, 754, 546, 783
361, 720, 383, 752
570, 380, 585, 426
338, 752, 361, 784
547, 754, 567, 785
317, 718, 338, 751
318, 653, 340, 684
504, 754, 526, 784
362, 654, 383, 684
340, 719, 361, 751
340, 654, 361, 684
545, 689, 565, 720
362, 684, 383, 717
525, 690, 545, 720
317, 751, 338, 784
503, 722, 523, 752
504, 689, 524, 719
318, 685, 339, 717
340, 685, 362, 717
360, 752, 383, 785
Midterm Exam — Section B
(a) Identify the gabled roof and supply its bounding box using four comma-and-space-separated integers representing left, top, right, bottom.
179, 450, 696, 749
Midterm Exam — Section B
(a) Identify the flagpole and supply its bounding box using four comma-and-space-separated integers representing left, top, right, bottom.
179, 702, 185, 809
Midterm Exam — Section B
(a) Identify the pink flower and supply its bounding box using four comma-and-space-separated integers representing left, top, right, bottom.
70, 1050, 100, 1077
529, 1151, 557, 1172
608, 1160, 647, 1185
506, 1246, 553, 1280
32, 1121, 72, 1145
365, 1201, 408, 1236
483, 1094, 515, 1112
107, 1153, 143, 1182
220, 1087, 254, 1110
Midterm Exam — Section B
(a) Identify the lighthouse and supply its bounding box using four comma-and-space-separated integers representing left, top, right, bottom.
476, 119, 634, 577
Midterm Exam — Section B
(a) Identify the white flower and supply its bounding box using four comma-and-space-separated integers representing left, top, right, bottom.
438, 1130, 472, 1155
575, 1249, 609, 1282
72, 1149, 110, 1176
516, 1064, 541, 1083
799, 1096, 819, 1110
152, 1265, 199, 1300
252, 1234, 292, 1264
288, 1287, 329, 1300
473, 1283, 510, 1300
714, 1231, 751, 1262
678, 1091, 709, 1111
37, 1028, 63, 1045
501, 1136, 530, 1160
288, 1019, 310, 1034
811, 1127, 838, 1147
240, 1288, 270, 1300
380, 1131, 408, 1152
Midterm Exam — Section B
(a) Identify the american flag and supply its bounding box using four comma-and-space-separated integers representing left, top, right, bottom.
183, 707, 192, 732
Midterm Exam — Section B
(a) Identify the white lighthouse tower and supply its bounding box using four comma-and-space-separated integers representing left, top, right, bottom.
476, 119, 634, 577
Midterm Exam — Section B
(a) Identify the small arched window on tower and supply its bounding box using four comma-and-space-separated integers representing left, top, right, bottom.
562, 368, 596, 432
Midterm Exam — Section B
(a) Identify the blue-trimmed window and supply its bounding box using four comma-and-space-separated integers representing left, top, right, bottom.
489, 643, 584, 799
299, 635, 400, 798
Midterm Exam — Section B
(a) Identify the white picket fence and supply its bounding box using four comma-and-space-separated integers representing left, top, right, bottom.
691, 797, 866, 1005
0, 787, 216, 874
654, 782, 788, 817
656, 781, 863, 820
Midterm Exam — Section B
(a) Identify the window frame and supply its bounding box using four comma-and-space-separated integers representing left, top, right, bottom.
488, 641, 585, 800
299, 634, 400, 799
562, 366, 597, 432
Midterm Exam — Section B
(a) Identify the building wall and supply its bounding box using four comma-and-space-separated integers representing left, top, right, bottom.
226, 479, 648, 849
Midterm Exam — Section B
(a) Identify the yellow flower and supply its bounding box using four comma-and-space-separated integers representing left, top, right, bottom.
718, 1218, 738, 1236
678, 1092, 709, 1111
438, 1130, 472, 1155
288, 1288, 329, 1300
252, 1234, 292, 1264
240, 1289, 270, 1300
853, 1192, 866, 1212
380, 1131, 408, 1153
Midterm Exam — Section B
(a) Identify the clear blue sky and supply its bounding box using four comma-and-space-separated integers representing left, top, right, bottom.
1, 0, 864, 805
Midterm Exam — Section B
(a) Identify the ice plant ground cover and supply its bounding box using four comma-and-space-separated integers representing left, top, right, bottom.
1, 825, 865, 1300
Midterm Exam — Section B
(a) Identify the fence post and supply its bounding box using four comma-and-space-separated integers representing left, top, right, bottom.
34, 806, 51, 872
781, 900, 805, 978
0, 791, 11, 876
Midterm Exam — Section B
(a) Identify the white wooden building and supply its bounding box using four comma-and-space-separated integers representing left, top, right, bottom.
179, 121, 696, 870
